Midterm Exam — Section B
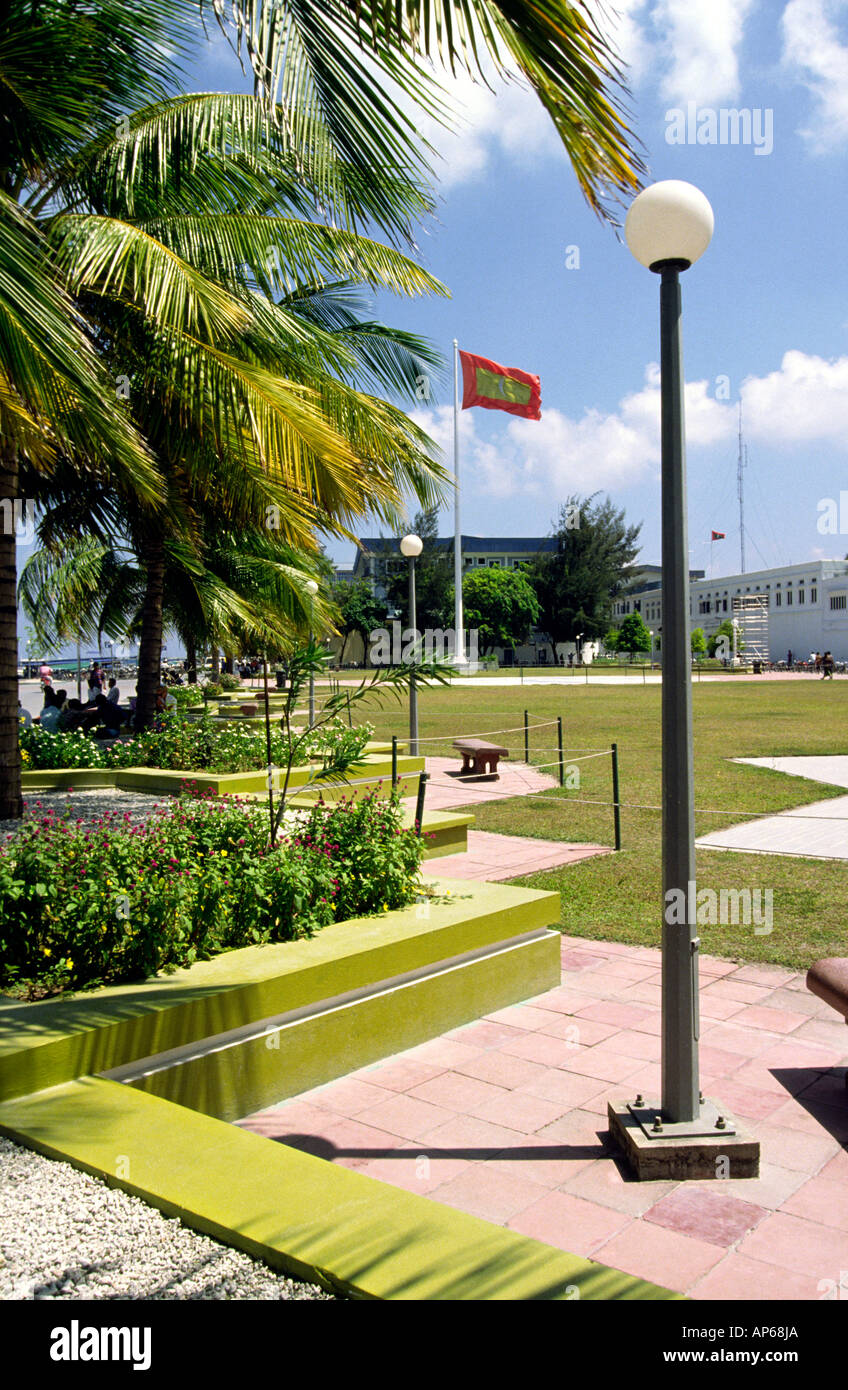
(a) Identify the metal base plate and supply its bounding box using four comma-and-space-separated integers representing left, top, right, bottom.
628, 1097, 736, 1140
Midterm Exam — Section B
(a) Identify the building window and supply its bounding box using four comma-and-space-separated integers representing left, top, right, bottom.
811, 587, 817, 602
830, 594, 847, 610
798, 589, 804, 604
786, 591, 793, 605
775, 592, 782, 606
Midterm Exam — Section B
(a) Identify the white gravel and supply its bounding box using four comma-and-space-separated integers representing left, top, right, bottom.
0, 1137, 338, 1300
0, 788, 166, 840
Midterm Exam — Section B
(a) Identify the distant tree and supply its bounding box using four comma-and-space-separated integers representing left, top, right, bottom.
335, 580, 388, 667
382, 507, 452, 633
449, 567, 541, 654
617, 611, 651, 659
527, 495, 642, 651
604, 628, 620, 653
690, 626, 707, 657
708, 619, 744, 659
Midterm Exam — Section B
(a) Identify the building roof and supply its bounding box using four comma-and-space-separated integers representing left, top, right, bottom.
357, 535, 558, 556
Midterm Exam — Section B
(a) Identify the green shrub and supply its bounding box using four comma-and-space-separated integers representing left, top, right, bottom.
0, 787, 422, 998
219, 672, 243, 691
19, 714, 372, 776
170, 685, 204, 707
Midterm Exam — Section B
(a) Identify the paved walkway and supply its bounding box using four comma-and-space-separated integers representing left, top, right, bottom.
238, 934, 848, 1300
399, 753, 562, 812
399, 755, 611, 880
425, 830, 610, 881
697, 757, 848, 861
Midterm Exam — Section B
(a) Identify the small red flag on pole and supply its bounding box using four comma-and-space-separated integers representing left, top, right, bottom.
711, 530, 726, 541
459, 350, 541, 420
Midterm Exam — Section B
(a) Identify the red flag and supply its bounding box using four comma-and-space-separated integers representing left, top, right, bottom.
459, 350, 541, 420
711, 530, 726, 541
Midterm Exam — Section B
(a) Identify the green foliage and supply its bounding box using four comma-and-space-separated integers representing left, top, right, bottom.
0, 787, 424, 998
603, 628, 620, 653
335, 578, 388, 665
690, 626, 707, 656
219, 672, 243, 691
457, 566, 540, 652
382, 508, 453, 632
170, 684, 204, 707
708, 619, 744, 658
270, 636, 452, 835
19, 714, 372, 775
617, 611, 651, 657
527, 495, 642, 649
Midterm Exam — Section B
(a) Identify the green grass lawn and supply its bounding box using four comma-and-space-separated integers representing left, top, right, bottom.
349, 677, 848, 970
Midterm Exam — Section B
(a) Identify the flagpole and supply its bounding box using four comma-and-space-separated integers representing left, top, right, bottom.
453, 339, 466, 665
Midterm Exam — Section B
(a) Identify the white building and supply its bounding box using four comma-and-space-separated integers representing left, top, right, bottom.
613, 559, 848, 662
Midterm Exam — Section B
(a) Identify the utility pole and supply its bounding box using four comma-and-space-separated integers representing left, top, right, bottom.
737, 400, 746, 575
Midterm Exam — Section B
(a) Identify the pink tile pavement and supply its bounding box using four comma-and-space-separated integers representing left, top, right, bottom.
238, 936, 848, 1300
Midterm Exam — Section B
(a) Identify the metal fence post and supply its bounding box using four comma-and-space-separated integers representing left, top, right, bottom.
414, 772, 429, 837
524, 709, 529, 765
557, 716, 564, 787
612, 742, 622, 851
391, 734, 398, 790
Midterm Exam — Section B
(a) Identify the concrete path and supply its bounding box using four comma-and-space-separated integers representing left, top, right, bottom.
398, 756, 611, 880
399, 753, 562, 812
697, 757, 848, 861
425, 830, 610, 882
239, 933, 848, 1301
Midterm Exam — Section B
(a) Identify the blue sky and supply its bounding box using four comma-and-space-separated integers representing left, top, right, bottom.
21, 1, 848, 659
184, 0, 848, 582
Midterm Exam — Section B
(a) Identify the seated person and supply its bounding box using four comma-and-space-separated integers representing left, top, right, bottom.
92, 693, 130, 735
57, 698, 86, 732
39, 688, 67, 732
18, 700, 32, 729
106, 677, 120, 704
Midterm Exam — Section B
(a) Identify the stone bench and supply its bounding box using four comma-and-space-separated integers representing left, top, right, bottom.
452, 738, 508, 778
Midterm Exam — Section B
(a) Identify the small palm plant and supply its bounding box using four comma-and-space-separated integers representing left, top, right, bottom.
264, 640, 452, 842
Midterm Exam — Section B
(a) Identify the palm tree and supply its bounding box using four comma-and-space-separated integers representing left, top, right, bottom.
213, 0, 645, 227
0, 0, 203, 815
3, 0, 644, 813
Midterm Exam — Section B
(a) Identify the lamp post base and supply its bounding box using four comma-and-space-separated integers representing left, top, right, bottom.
607, 1098, 760, 1181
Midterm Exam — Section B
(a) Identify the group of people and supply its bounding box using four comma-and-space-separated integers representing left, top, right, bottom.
784, 651, 837, 677
26, 660, 178, 736
35, 676, 129, 737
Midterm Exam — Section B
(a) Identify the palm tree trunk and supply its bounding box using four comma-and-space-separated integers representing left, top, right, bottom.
0, 445, 23, 819
135, 532, 165, 729
210, 648, 220, 680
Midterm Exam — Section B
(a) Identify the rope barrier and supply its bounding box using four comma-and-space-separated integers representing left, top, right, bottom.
412, 719, 559, 743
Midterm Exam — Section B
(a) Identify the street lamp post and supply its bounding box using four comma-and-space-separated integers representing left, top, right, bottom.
305, 578, 319, 728
400, 534, 422, 755
608, 182, 758, 1178
649, 629, 654, 669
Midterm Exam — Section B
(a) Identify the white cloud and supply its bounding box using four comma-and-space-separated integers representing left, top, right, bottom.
411, 364, 735, 503
410, 348, 848, 509
742, 349, 848, 442
414, 66, 564, 190
781, 0, 848, 150
652, 0, 756, 107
